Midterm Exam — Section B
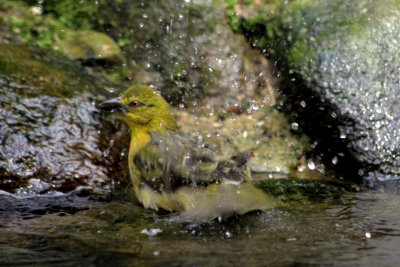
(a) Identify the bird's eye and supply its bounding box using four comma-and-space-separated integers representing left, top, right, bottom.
129, 100, 141, 108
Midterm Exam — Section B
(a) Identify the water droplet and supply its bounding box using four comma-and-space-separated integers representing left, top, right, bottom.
297, 165, 306, 172
247, 101, 260, 113
108, 88, 114, 93
307, 160, 315, 170
365, 232, 371, 238
153, 251, 160, 256
291, 123, 298, 130
316, 164, 325, 174
332, 156, 338, 165
243, 130, 248, 138
103, 148, 110, 157
141, 228, 162, 236
300, 100, 306, 107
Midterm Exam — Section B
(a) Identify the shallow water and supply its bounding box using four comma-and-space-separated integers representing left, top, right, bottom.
1, 181, 400, 267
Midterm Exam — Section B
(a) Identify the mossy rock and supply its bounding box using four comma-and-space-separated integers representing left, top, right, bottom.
56, 30, 124, 66
226, 0, 400, 179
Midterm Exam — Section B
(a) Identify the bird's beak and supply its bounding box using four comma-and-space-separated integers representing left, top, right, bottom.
98, 96, 127, 113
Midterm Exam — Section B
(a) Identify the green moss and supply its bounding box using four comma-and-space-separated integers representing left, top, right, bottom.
200, 65, 221, 89
170, 62, 187, 80
23, 0, 125, 30
0, 1, 63, 48
56, 30, 123, 64
0, 44, 116, 98
225, 0, 281, 32
225, 0, 400, 70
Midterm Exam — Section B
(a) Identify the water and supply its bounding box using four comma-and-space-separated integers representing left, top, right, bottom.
1, 180, 400, 267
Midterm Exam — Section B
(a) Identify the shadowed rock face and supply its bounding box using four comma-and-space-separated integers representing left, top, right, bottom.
0, 89, 105, 191
0, 45, 126, 193
227, 0, 400, 179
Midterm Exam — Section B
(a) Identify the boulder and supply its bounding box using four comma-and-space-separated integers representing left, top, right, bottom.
227, 0, 400, 179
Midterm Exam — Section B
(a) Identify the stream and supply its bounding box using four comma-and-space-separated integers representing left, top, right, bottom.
1, 177, 400, 267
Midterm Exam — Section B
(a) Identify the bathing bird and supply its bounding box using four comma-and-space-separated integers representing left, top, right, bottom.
98, 85, 275, 221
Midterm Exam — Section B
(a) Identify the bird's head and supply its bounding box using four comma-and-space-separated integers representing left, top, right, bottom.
98, 85, 177, 133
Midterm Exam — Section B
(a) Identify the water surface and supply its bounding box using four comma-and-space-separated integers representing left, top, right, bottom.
1, 179, 400, 267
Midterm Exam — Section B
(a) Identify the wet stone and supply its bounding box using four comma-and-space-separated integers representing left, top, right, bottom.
227, 0, 400, 179
56, 30, 124, 66
0, 44, 124, 193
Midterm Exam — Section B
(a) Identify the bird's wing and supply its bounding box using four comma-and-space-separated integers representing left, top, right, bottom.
135, 129, 249, 192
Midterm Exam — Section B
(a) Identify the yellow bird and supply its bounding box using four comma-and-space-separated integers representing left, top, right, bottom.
98, 85, 275, 221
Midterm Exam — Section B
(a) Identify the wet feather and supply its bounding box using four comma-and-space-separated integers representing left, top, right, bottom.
98, 85, 275, 221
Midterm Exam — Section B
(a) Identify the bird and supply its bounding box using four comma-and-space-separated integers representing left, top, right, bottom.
98, 85, 275, 221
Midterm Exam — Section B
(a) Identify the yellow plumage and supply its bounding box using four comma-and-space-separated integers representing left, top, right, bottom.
99, 85, 275, 221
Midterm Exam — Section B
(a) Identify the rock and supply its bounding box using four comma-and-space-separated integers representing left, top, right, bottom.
174, 105, 306, 175
227, 0, 400, 179
0, 44, 125, 193
56, 30, 124, 66
32, 0, 274, 104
